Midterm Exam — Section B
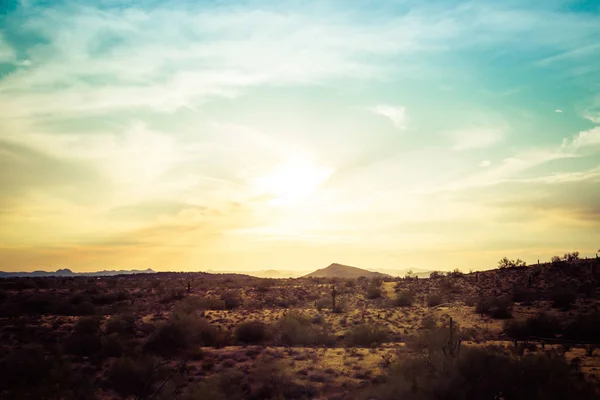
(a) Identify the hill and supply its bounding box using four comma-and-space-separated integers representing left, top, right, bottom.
304, 263, 390, 279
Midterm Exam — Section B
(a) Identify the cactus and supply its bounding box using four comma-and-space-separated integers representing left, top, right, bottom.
527, 274, 532, 289
442, 317, 461, 359
331, 286, 337, 311
187, 280, 191, 294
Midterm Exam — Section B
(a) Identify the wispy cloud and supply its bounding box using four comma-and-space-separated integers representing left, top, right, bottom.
369, 105, 407, 129
450, 128, 505, 151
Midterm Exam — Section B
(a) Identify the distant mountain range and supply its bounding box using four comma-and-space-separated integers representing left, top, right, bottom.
303, 263, 391, 279
205, 269, 307, 278
0, 268, 156, 278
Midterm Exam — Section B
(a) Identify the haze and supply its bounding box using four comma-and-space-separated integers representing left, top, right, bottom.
1, 0, 599, 273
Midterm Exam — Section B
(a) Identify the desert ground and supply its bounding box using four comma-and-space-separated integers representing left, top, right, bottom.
1, 256, 599, 399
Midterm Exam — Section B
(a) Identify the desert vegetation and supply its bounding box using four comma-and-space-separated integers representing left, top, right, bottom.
0, 255, 599, 399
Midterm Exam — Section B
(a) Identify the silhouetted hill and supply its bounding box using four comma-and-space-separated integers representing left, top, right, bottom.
0, 268, 155, 278
304, 263, 390, 279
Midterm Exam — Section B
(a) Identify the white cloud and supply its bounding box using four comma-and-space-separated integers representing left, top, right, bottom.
555, 109, 563, 113
479, 160, 491, 167
369, 105, 407, 129
450, 128, 504, 151
561, 126, 600, 152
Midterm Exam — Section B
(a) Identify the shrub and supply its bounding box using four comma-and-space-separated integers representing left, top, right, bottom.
357, 347, 598, 400
160, 288, 185, 303
504, 313, 562, 340
366, 286, 382, 299
497, 257, 526, 269
311, 314, 324, 324
475, 297, 513, 319
564, 312, 600, 342
105, 312, 136, 337
108, 356, 167, 399
427, 293, 443, 307
235, 321, 269, 344
0, 347, 95, 399
563, 251, 580, 262
144, 314, 218, 355
551, 289, 577, 310
276, 312, 334, 346
221, 291, 242, 310
91, 290, 129, 305
74, 316, 102, 335
345, 324, 389, 347
512, 286, 535, 303
315, 297, 331, 311
394, 291, 413, 307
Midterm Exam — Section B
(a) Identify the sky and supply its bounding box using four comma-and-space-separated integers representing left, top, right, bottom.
1, 0, 599, 273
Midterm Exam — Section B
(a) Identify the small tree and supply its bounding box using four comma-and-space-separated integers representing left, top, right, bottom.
563, 252, 580, 262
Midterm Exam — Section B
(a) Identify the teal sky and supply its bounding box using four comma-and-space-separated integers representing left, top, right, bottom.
1, 0, 599, 272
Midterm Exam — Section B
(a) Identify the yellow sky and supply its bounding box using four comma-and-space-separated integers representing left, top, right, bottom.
1, 0, 600, 272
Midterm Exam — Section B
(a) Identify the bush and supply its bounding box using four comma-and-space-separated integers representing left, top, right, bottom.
315, 297, 331, 311
563, 251, 580, 262
357, 347, 598, 400
105, 313, 135, 337
564, 312, 600, 342
394, 291, 413, 307
0, 347, 95, 399
144, 314, 218, 355
108, 356, 167, 399
497, 257, 526, 269
366, 285, 382, 299
235, 321, 269, 344
475, 297, 513, 319
551, 289, 577, 310
512, 286, 535, 303
276, 312, 334, 346
504, 313, 562, 341
427, 293, 443, 307
345, 324, 389, 347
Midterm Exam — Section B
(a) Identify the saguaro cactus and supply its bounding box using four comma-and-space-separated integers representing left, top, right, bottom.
442, 317, 461, 359
187, 280, 191, 294
331, 286, 337, 311
527, 274, 532, 289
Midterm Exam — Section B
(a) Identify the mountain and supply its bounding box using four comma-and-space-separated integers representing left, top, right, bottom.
303, 263, 391, 279
0, 268, 155, 278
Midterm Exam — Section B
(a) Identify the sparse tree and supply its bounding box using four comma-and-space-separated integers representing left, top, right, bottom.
563, 251, 580, 262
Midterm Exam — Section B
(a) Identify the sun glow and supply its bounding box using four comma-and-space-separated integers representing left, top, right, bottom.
254, 157, 333, 206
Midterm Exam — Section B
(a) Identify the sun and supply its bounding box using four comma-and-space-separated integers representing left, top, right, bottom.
254, 157, 332, 206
